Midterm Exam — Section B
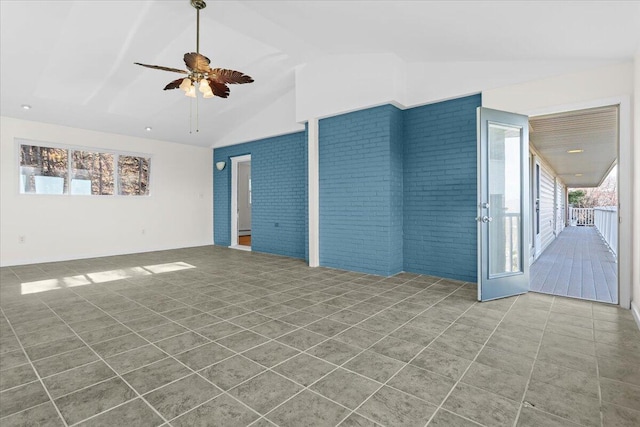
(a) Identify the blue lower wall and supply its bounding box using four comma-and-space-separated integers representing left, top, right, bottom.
403, 94, 481, 281
319, 105, 403, 276
213, 132, 308, 259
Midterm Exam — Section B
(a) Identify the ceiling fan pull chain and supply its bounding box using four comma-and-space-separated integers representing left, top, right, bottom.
196, 90, 200, 133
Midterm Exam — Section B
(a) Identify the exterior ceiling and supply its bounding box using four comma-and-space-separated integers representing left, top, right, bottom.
1, 1, 639, 148
529, 106, 618, 187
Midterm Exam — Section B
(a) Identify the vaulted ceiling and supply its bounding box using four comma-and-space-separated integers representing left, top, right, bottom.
1, 1, 639, 148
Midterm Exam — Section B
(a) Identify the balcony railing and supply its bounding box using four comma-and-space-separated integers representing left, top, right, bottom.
569, 206, 617, 258
594, 206, 617, 257
569, 207, 594, 226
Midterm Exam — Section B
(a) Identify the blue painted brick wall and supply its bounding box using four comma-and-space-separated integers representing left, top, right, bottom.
213, 131, 308, 259
403, 94, 481, 281
319, 105, 403, 276
214, 95, 479, 280
389, 107, 404, 274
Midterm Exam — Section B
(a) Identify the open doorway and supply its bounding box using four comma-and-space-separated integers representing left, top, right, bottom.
230, 155, 252, 250
528, 105, 619, 304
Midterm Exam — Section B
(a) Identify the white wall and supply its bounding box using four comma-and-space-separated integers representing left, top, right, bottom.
214, 57, 614, 147
295, 53, 407, 123
529, 147, 566, 259
406, 60, 612, 108
539, 162, 556, 252
293, 55, 612, 124
1, 117, 213, 266
484, 61, 635, 310
213, 88, 305, 148
482, 62, 634, 114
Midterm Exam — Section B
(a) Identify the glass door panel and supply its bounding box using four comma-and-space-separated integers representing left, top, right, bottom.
488, 123, 522, 277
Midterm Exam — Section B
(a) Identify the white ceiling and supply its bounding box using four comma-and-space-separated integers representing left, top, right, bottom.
1, 1, 639, 148
530, 106, 618, 188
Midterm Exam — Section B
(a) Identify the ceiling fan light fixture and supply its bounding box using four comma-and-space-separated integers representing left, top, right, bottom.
134, 0, 253, 132
199, 79, 214, 97
179, 78, 192, 93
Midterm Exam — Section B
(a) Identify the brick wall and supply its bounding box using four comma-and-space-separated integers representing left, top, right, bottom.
319, 105, 403, 276
389, 107, 404, 274
403, 94, 481, 281
213, 95, 480, 281
213, 131, 308, 259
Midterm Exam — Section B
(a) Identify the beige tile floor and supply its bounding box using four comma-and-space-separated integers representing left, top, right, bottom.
0, 246, 638, 427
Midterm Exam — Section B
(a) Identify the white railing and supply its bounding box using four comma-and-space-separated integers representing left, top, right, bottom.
569, 207, 594, 226
594, 206, 617, 257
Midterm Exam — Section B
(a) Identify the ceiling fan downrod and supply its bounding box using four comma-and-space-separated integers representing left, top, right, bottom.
191, 0, 206, 54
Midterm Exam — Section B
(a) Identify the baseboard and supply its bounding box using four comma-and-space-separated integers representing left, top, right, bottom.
0, 241, 214, 267
632, 301, 640, 331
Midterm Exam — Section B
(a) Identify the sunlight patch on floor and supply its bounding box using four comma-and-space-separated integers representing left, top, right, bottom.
20, 262, 196, 295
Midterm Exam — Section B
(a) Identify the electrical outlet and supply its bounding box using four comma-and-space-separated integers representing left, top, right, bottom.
18, 235, 26, 244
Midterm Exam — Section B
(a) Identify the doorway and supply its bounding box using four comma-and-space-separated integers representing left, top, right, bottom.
527, 105, 619, 304
230, 155, 252, 251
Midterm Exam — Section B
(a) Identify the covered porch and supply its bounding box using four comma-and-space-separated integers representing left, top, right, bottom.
527, 106, 619, 305
530, 223, 617, 304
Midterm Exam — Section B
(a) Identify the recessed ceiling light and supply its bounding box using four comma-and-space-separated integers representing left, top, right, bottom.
145, 127, 152, 132
567, 149, 584, 154
575, 173, 583, 177
21, 104, 31, 110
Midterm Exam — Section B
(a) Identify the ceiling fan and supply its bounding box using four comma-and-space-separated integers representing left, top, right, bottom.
134, 0, 253, 99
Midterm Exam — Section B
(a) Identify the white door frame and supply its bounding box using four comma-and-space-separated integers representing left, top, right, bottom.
230, 154, 251, 251
532, 156, 541, 261
524, 96, 631, 309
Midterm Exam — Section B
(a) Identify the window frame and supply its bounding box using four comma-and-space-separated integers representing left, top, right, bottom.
16, 138, 152, 197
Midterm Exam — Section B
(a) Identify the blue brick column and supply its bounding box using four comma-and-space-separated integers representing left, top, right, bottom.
389, 107, 404, 274
319, 105, 403, 276
213, 131, 308, 259
403, 94, 481, 281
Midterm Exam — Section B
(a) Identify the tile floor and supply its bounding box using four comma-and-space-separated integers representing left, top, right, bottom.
1, 246, 639, 427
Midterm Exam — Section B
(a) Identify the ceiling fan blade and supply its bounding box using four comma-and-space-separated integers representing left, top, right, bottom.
184, 52, 211, 73
206, 79, 230, 98
163, 78, 186, 90
134, 62, 188, 74
210, 68, 254, 85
